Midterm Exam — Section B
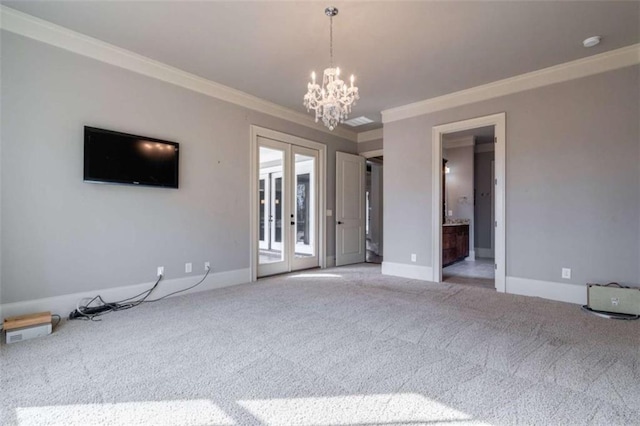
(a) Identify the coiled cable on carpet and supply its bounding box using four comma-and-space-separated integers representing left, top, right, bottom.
69, 266, 210, 321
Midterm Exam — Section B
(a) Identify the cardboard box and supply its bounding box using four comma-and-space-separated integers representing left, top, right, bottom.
3, 311, 52, 331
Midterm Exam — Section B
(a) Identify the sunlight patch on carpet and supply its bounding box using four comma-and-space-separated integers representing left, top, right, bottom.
289, 273, 342, 278
239, 393, 488, 425
15, 399, 235, 426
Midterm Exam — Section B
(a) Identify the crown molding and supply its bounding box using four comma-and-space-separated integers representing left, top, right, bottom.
356, 128, 383, 143
382, 43, 640, 124
0, 6, 358, 142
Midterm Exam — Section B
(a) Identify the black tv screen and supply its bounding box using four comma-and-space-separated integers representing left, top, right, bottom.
84, 127, 179, 188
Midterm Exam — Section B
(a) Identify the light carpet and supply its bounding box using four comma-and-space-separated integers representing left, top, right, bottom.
1, 264, 639, 425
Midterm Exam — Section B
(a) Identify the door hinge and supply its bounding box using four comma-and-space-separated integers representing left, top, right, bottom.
495, 178, 498, 185
495, 263, 497, 270
494, 137, 497, 143
495, 221, 498, 227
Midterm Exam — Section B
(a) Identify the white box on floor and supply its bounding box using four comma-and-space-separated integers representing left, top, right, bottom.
5, 323, 52, 344
587, 283, 640, 315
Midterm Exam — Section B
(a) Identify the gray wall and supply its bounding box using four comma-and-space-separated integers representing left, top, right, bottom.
0, 31, 357, 303
384, 65, 640, 287
474, 151, 494, 252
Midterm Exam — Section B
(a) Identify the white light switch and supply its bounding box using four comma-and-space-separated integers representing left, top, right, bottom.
562, 268, 571, 279
448, 210, 453, 217
185, 262, 192, 273
411, 253, 417, 262
327, 209, 333, 217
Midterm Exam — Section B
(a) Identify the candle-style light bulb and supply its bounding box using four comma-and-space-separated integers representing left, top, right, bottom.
350, 75, 354, 87
311, 71, 316, 84
336, 67, 340, 76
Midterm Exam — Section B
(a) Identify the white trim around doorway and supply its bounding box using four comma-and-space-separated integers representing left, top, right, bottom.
432, 113, 506, 292
250, 125, 327, 282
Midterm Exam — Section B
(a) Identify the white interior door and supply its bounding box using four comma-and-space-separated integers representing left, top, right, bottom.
336, 151, 366, 266
258, 137, 319, 277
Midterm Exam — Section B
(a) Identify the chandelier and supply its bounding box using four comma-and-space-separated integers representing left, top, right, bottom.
303, 7, 359, 131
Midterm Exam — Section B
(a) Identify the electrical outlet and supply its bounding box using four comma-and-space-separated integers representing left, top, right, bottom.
157, 266, 164, 277
448, 210, 453, 217
562, 268, 571, 279
411, 253, 417, 262
205, 262, 211, 271
185, 262, 192, 273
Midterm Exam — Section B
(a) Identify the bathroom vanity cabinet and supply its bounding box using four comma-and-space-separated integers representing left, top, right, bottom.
442, 224, 469, 267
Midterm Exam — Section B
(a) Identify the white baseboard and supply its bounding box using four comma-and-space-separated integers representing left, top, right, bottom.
475, 247, 495, 259
326, 256, 336, 268
506, 276, 587, 305
465, 250, 476, 261
382, 262, 434, 282
0, 268, 251, 319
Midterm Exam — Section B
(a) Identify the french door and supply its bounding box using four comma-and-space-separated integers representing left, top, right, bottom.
258, 137, 319, 277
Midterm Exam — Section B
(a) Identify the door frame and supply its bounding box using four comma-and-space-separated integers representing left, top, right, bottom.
250, 125, 326, 281
431, 113, 506, 292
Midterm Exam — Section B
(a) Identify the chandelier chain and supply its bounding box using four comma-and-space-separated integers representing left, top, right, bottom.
329, 15, 333, 68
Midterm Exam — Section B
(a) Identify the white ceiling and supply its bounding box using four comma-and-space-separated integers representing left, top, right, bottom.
4, 1, 639, 132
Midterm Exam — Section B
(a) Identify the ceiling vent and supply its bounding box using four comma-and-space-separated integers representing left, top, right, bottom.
344, 116, 374, 127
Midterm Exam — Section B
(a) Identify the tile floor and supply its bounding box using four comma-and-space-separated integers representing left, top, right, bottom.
442, 257, 495, 289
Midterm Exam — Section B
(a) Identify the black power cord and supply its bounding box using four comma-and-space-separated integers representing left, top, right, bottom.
143, 267, 211, 303
69, 267, 211, 321
52, 314, 62, 330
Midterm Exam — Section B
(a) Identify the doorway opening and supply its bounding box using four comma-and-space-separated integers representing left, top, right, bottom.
365, 156, 383, 264
441, 127, 495, 289
432, 113, 506, 293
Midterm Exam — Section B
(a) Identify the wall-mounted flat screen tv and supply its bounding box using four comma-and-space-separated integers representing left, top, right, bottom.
84, 126, 179, 188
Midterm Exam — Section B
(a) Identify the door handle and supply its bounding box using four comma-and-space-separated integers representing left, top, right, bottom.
337, 221, 343, 225
291, 221, 295, 225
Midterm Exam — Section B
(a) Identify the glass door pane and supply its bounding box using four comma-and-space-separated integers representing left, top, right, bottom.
294, 153, 315, 258
259, 176, 268, 249
270, 173, 283, 251
258, 146, 285, 267
291, 147, 318, 271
